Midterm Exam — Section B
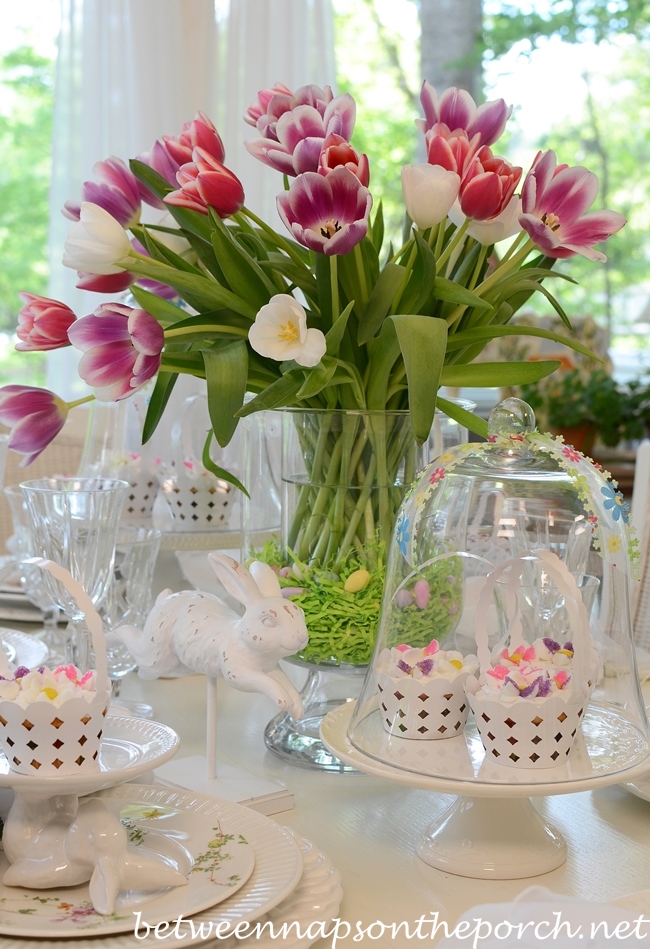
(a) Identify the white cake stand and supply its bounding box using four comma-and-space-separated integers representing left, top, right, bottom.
321, 702, 650, 880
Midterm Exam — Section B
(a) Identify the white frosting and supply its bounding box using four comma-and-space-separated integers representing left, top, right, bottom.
376, 641, 479, 682
0, 666, 99, 710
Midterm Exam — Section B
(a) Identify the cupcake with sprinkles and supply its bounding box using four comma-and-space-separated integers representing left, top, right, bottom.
466, 552, 594, 769
375, 638, 478, 740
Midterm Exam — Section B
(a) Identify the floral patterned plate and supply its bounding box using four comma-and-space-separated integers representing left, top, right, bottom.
0, 785, 256, 938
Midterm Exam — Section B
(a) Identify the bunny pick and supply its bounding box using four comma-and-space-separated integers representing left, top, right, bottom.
112, 554, 309, 719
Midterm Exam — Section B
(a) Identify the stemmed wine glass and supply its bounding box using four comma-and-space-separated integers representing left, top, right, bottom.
20, 477, 128, 670
4, 485, 64, 661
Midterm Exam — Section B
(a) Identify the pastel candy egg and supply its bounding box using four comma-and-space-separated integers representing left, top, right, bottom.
413, 578, 430, 609
281, 586, 304, 597
395, 589, 414, 609
344, 569, 370, 593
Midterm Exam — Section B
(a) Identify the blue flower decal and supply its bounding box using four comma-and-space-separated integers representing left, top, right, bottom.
601, 483, 630, 523
395, 514, 411, 558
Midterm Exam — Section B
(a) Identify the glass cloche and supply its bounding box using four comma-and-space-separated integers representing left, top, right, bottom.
347, 398, 649, 786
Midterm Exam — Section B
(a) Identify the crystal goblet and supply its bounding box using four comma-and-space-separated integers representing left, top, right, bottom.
20, 477, 128, 670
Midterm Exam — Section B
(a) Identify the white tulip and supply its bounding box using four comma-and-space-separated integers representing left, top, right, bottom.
249, 294, 326, 368
448, 195, 523, 246
62, 202, 132, 275
401, 163, 460, 230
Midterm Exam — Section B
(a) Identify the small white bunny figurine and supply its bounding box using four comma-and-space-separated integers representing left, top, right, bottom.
112, 554, 309, 719
3, 794, 188, 915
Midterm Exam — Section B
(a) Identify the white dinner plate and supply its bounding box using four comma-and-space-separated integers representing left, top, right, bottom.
0, 717, 179, 795
0, 785, 304, 949
220, 829, 343, 949
0, 628, 48, 670
0, 786, 256, 937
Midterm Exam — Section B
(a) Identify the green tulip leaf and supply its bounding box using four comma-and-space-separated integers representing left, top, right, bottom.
297, 355, 338, 399
357, 264, 405, 344
433, 277, 492, 309
236, 370, 304, 417
389, 314, 447, 443
202, 342, 249, 447
142, 371, 178, 444
441, 360, 562, 387
202, 430, 249, 497
436, 395, 489, 439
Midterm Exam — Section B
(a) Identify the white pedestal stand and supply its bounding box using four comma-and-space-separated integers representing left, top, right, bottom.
321, 702, 650, 880
155, 677, 294, 815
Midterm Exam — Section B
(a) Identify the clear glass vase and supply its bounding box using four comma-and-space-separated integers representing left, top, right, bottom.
242, 405, 471, 771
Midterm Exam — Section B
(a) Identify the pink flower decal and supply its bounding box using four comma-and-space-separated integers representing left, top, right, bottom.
245, 84, 356, 177
562, 445, 582, 463
67, 302, 164, 401
15, 293, 76, 352
519, 150, 626, 261
165, 148, 245, 218
429, 467, 446, 484
277, 167, 371, 256
0, 385, 68, 466
63, 157, 142, 229
418, 82, 512, 147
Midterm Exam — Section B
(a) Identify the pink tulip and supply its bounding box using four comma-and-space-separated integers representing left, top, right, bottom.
67, 303, 164, 401
137, 112, 226, 206
0, 385, 68, 466
165, 148, 245, 218
75, 271, 136, 293
15, 293, 76, 352
245, 83, 334, 143
244, 82, 294, 130
418, 82, 512, 147
63, 157, 142, 229
426, 125, 481, 177
277, 167, 372, 257
519, 150, 626, 261
459, 146, 522, 221
318, 133, 370, 186
245, 84, 356, 176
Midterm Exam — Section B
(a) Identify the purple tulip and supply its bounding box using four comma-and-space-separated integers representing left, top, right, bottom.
418, 82, 512, 147
76, 271, 136, 293
15, 293, 76, 352
519, 150, 626, 262
63, 157, 142, 229
245, 85, 356, 176
68, 303, 164, 401
0, 385, 69, 466
277, 167, 372, 256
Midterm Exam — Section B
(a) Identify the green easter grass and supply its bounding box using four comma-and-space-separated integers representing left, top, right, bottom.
252, 540, 386, 665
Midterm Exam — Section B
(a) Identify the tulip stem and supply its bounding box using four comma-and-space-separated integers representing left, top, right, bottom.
497, 231, 527, 267
434, 219, 446, 259
353, 243, 369, 306
238, 207, 307, 268
436, 218, 469, 274
66, 395, 95, 410
164, 324, 249, 340
388, 235, 414, 264
331, 255, 339, 322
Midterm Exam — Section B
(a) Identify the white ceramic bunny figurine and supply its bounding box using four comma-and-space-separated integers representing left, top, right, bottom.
112, 554, 309, 718
3, 794, 188, 915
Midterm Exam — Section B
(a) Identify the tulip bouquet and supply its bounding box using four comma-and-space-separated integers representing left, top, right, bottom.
0, 81, 625, 661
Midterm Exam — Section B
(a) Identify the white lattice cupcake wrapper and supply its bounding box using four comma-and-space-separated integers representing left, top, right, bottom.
160, 478, 234, 532
0, 559, 110, 776
468, 691, 586, 768
0, 693, 109, 775
122, 477, 158, 524
376, 672, 470, 740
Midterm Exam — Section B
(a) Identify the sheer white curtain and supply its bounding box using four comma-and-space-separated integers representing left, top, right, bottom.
47, 0, 335, 398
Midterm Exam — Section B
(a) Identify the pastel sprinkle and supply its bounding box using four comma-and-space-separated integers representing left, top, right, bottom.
423, 639, 439, 656
449, 659, 463, 670
41, 688, 58, 700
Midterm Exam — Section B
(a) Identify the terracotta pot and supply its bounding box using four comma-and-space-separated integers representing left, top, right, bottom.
550, 424, 596, 456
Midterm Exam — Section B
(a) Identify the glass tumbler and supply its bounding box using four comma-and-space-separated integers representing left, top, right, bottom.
20, 477, 128, 670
